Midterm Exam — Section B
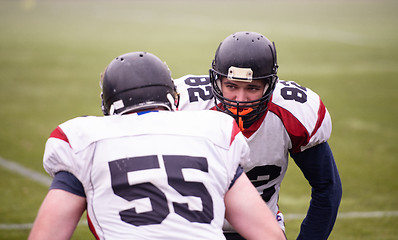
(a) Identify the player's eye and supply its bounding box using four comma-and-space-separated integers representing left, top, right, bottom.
225, 84, 237, 89
247, 86, 261, 91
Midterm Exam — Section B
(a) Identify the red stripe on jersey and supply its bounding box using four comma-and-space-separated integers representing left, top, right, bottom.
87, 212, 100, 240
268, 102, 310, 153
230, 120, 241, 146
242, 109, 267, 138
49, 126, 69, 143
310, 98, 326, 138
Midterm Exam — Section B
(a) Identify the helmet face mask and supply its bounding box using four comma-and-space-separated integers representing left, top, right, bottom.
209, 31, 279, 129
100, 52, 178, 115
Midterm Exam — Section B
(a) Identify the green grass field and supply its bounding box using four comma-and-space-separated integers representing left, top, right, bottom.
1, 0, 397, 239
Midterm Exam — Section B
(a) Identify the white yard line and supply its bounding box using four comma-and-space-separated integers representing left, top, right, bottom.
2, 211, 398, 230
337, 211, 398, 219
1, 156, 398, 230
0, 220, 88, 230
284, 211, 398, 220
0, 156, 52, 186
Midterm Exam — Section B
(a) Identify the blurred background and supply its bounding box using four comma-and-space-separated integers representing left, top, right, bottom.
0, 0, 397, 239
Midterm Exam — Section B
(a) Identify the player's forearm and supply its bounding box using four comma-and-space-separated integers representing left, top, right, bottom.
225, 173, 285, 240
292, 142, 342, 239
29, 189, 86, 240
297, 177, 342, 239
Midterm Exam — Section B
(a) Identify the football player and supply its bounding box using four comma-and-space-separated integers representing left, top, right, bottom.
29, 52, 285, 240
174, 31, 342, 240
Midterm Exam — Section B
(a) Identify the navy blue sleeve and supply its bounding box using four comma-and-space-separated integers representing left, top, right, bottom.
290, 141, 342, 240
228, 166, 244, 189
50, 171, 86, 198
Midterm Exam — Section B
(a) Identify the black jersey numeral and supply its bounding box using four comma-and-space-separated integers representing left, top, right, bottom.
246, 165, 282, 202
184, 77, 213, 102
108, 155, 214, 226
280, 80, 307, 103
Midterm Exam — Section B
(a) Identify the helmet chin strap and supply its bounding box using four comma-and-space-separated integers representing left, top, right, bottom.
228, 107, 254, 131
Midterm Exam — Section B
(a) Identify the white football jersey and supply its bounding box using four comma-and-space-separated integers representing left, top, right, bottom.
174, 75, 332, 217
43, 110, 250, 240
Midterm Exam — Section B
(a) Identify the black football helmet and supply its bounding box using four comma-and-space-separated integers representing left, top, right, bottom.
101, 52, 178, 115
209, 31, 278, 129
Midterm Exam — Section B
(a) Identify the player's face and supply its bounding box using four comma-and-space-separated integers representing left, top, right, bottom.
221, 77, 266, 105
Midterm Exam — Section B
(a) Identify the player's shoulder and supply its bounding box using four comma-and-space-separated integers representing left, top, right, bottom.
271, 79, 324, 114
174, 74, 214, 111
173, 74, 210, 90
56, 115, 127, 152
59, 115, 103, 133
173, 74, 209, 86
269, 80, 332, 151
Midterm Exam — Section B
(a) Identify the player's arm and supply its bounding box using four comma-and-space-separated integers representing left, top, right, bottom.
28, 188, 86, 240
224, 172, 286, 240
29, 171, 86, 240
291, 141, 342, 240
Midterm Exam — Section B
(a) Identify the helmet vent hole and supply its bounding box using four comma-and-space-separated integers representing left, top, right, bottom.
139, 54, 144, 57
120, 57, 124, 62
